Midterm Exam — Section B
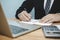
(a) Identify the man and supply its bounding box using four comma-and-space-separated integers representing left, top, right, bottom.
15, 0, 60, 23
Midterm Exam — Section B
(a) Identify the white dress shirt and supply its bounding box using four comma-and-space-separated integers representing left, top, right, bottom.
44, 0, 54, 10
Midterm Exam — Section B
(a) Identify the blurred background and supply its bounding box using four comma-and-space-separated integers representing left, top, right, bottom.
1, 0, 35, 19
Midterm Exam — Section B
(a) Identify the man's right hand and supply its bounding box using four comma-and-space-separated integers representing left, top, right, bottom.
18, 11, 31, 21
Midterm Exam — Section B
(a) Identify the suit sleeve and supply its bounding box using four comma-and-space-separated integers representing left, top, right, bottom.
15, 0, 34, 19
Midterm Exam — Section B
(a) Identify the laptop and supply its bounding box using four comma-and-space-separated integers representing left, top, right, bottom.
0, 3, 41, 37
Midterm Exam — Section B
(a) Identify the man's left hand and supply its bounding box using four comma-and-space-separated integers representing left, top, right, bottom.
40, 14, 60, 23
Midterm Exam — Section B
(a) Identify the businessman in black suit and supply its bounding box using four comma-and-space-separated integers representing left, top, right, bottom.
15, 0, 60, 23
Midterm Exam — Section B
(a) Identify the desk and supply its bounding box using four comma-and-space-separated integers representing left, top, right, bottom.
0, 18, 60, 40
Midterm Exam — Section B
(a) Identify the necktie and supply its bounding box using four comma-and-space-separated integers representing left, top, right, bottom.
45, 0, 51, 14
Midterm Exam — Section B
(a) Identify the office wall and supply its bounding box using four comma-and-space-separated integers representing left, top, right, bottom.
1, 0, 35, 19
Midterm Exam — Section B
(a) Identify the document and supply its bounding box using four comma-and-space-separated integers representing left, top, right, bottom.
7, 19, 52, 26
19, 19, 52, 26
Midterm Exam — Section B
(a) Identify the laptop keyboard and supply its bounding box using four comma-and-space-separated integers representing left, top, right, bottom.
10, 25, 28, 34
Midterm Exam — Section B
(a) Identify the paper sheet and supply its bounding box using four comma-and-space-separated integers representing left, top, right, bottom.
19, 19, 52, 26
7, 19, 52, 26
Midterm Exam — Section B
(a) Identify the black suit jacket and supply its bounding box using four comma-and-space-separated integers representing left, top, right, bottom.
16, 0, 60, 19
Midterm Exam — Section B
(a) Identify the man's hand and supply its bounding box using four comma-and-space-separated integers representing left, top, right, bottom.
18, 11, 31, 21
40, 14, 60, 23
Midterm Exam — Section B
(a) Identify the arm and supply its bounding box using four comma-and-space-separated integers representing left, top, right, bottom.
15, 0, 34, 19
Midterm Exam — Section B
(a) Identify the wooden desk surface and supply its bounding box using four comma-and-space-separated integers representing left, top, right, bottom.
0, 18, 60, 40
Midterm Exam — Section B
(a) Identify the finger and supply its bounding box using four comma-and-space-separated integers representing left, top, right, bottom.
22, 13, 30, 21
40, 16, 50, 23
48, 20, 60, 23
46, 19, 54, 23
18, 13, 23, 21
18, 12, 30, 21
18, 13, 25, 21
40, 16, 53, 23
42, 18, 52, 23
40, 15, 50, 22
40, 14, 54, 23
23, 11, 31, 20
24, 13, 31, 20
28, 14, 31, 20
